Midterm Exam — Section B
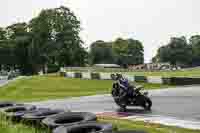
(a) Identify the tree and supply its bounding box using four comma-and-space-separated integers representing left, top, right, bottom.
89, 38, 144, 67
112, 38, 144, 67
189, 35, 200, 66
29, 6, 86, 68
0, 27, 6, 40
89, 40, 114, 65
155, 36, 192, 67
127, 39, 144, 65
0, 6, 87, 74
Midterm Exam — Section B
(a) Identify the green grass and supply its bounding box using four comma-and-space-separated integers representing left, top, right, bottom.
0, 76, 173, 102
99, 117, 200, 133
0, 114, 47, 133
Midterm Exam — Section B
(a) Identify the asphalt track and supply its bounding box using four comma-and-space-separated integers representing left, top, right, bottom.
29, 86, 200, 129
0, 79, 8, 87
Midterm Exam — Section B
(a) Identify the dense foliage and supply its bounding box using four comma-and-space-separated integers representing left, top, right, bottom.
0, 6, 87, 74
153, 36, 200, 67
89, 38, 144, 67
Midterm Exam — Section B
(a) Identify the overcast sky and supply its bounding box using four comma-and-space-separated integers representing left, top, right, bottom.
1, 0, 200, 62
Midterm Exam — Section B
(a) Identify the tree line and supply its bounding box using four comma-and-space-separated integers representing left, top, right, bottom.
89, 38, 144, 67
0, 6, 87, 75
153, 35, 200, 67
1, 6, 199, 74
0, 5, 145, 74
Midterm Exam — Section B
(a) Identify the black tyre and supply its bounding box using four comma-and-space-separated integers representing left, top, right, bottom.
53, 122, 113, 133
143, 97, 152, 111
12, 108, 50, 122
0, 102, 23, 110
22, 109, 66, 123
42, 112, 97, 129
115, 130, 147, 133
1, 105, 36, 120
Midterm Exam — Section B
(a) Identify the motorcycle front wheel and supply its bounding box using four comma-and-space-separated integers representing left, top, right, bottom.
143, 97, 152, 110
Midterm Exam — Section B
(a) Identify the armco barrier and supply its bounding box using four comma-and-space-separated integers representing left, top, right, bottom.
91, 73, 100, 80
60, 71, 200, 85
100, 73, 112, 80
74, 72, 82, 78
60, 72, 66, 77
66, 72, 75, 78
162, 78, 171, 85
147, 76, 163, 84
0, 76, 8, 80
82, 72, 91, 79
123, 75, 135, 82
170, 77, 200, 85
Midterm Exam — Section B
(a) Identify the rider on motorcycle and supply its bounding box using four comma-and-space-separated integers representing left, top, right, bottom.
115, 74, 135, 98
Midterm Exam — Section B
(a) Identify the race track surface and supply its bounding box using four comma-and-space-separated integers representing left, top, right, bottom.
0, 79, 8, 87
31, 86, 200, 129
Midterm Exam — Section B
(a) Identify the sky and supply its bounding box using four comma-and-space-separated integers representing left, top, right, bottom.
0, 0, 200, 63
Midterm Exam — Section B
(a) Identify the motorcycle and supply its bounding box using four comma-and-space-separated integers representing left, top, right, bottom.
111, 74, 152, 111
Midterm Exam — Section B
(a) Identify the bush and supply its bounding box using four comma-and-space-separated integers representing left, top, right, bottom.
91, 73, 100, 80
47, 64, 60, 73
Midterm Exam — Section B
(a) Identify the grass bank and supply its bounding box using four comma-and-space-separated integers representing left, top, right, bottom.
99, 117, 200, 133
0, 76, 173, 102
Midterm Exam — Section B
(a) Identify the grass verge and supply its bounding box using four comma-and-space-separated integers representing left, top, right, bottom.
1, 115, 199, 133
0, 76, 173, 102
99, 117, 200, 133
0, 114, 47, 133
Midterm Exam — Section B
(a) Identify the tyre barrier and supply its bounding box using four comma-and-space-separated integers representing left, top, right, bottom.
1, 104, 36, 113
1, 104, 36, 121
53, 122, 114, 133
1, 104, 36, 115
42, 112, 97, 129
170, 77, 200, 85
60, 72, 66, 77
0, 101, 20, 109
134, 76, 147, 83
8, 108, 50, 122
22, 109, 66, 123
0, 101, 148, 133
74, 72, 82, 78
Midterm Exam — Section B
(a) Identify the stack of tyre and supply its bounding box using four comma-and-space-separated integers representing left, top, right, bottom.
0, 101, 146, 133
